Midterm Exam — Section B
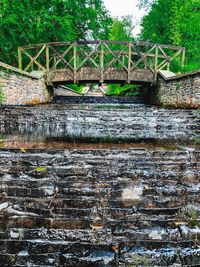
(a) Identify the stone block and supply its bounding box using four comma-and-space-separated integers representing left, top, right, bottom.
150, 71, 200, 108
0, 72, 52, 105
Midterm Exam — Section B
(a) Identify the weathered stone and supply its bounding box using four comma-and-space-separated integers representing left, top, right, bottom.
0, 98, 199, 266
0, 104, 199, 142
0, 148, 199, 266
145, 70, 200, 108
0, 72, 52, 105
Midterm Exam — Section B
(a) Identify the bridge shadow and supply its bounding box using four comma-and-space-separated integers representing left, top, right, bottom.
53, 95, 145, 105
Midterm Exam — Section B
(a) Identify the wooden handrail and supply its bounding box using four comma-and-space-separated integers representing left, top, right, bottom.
18, 41, 186, 84
0, 61, 40, 79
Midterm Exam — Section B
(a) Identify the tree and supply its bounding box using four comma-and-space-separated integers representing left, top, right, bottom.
181, 0, 200, 70
66, 0, 112, 40
0, 0, 112, 65
0, 0, 75, 64
109, 16, 134, 41
139, 0, 200, 71
138, 0, 155, 9
107, 17, 137, 95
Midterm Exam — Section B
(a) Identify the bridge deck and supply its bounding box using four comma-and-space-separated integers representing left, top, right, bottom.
18, 41, 185, 85
51, 67, 154, 85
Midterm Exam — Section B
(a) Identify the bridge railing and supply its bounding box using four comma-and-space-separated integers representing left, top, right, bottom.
18, 41, 185, 83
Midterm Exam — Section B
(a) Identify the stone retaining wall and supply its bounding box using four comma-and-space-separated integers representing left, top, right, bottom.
147, 71, 200, 108
0, 71, 52, 105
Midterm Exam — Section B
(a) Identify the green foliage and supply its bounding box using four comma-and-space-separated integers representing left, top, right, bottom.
106, 84, 140, 96
35, 167, 47, 172
169, 0, 182, 45
107, 18, 135, 96
140, 0, 200, 72
109, 16, 134, 41
0, 0, 112, 65
67, 84, 85, 94
107, 17, 134, 69
180, 0, 200, 71
68, 0, 112, 40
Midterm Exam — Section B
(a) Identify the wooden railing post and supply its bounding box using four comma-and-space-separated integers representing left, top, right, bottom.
17, 41, 186, 85
154, 45, 159, 81
167, 62, 170, 71
128, 42, 131, 83
18, 47, 22, 70
100, 41, 104, 84
46, 44, 50, 73
181, 48, 185, 69
73, 42, 77, 83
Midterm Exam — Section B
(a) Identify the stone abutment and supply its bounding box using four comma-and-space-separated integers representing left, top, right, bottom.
0, 70, 52, 105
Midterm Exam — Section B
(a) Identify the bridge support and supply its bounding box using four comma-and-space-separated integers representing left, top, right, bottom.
0, 64, 52, 105
143, 70, 200, 108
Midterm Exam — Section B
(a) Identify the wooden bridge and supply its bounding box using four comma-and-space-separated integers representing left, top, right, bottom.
18, 41, 185, 85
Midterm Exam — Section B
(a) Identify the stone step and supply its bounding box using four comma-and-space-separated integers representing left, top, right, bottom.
53, 95, 145, 104
0, 243, 199, 266
0, 105, 199, 141
0, 148, 199, 266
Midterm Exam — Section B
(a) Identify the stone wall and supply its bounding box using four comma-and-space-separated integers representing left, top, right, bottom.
0, 71, 52, 105
147, 71, 200, 108
0, 148, 199, 266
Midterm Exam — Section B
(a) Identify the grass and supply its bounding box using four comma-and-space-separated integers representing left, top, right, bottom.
63, 83, 141, 96
106, 83, 140, 96
66, 84, 85, 94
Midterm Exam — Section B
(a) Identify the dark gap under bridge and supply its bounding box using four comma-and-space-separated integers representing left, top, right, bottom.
18, 41, 185, 85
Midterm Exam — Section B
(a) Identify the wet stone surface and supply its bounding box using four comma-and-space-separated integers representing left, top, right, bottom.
0, 102, 199, 266
0, 148, 199, 266
0, 104, 199, 142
